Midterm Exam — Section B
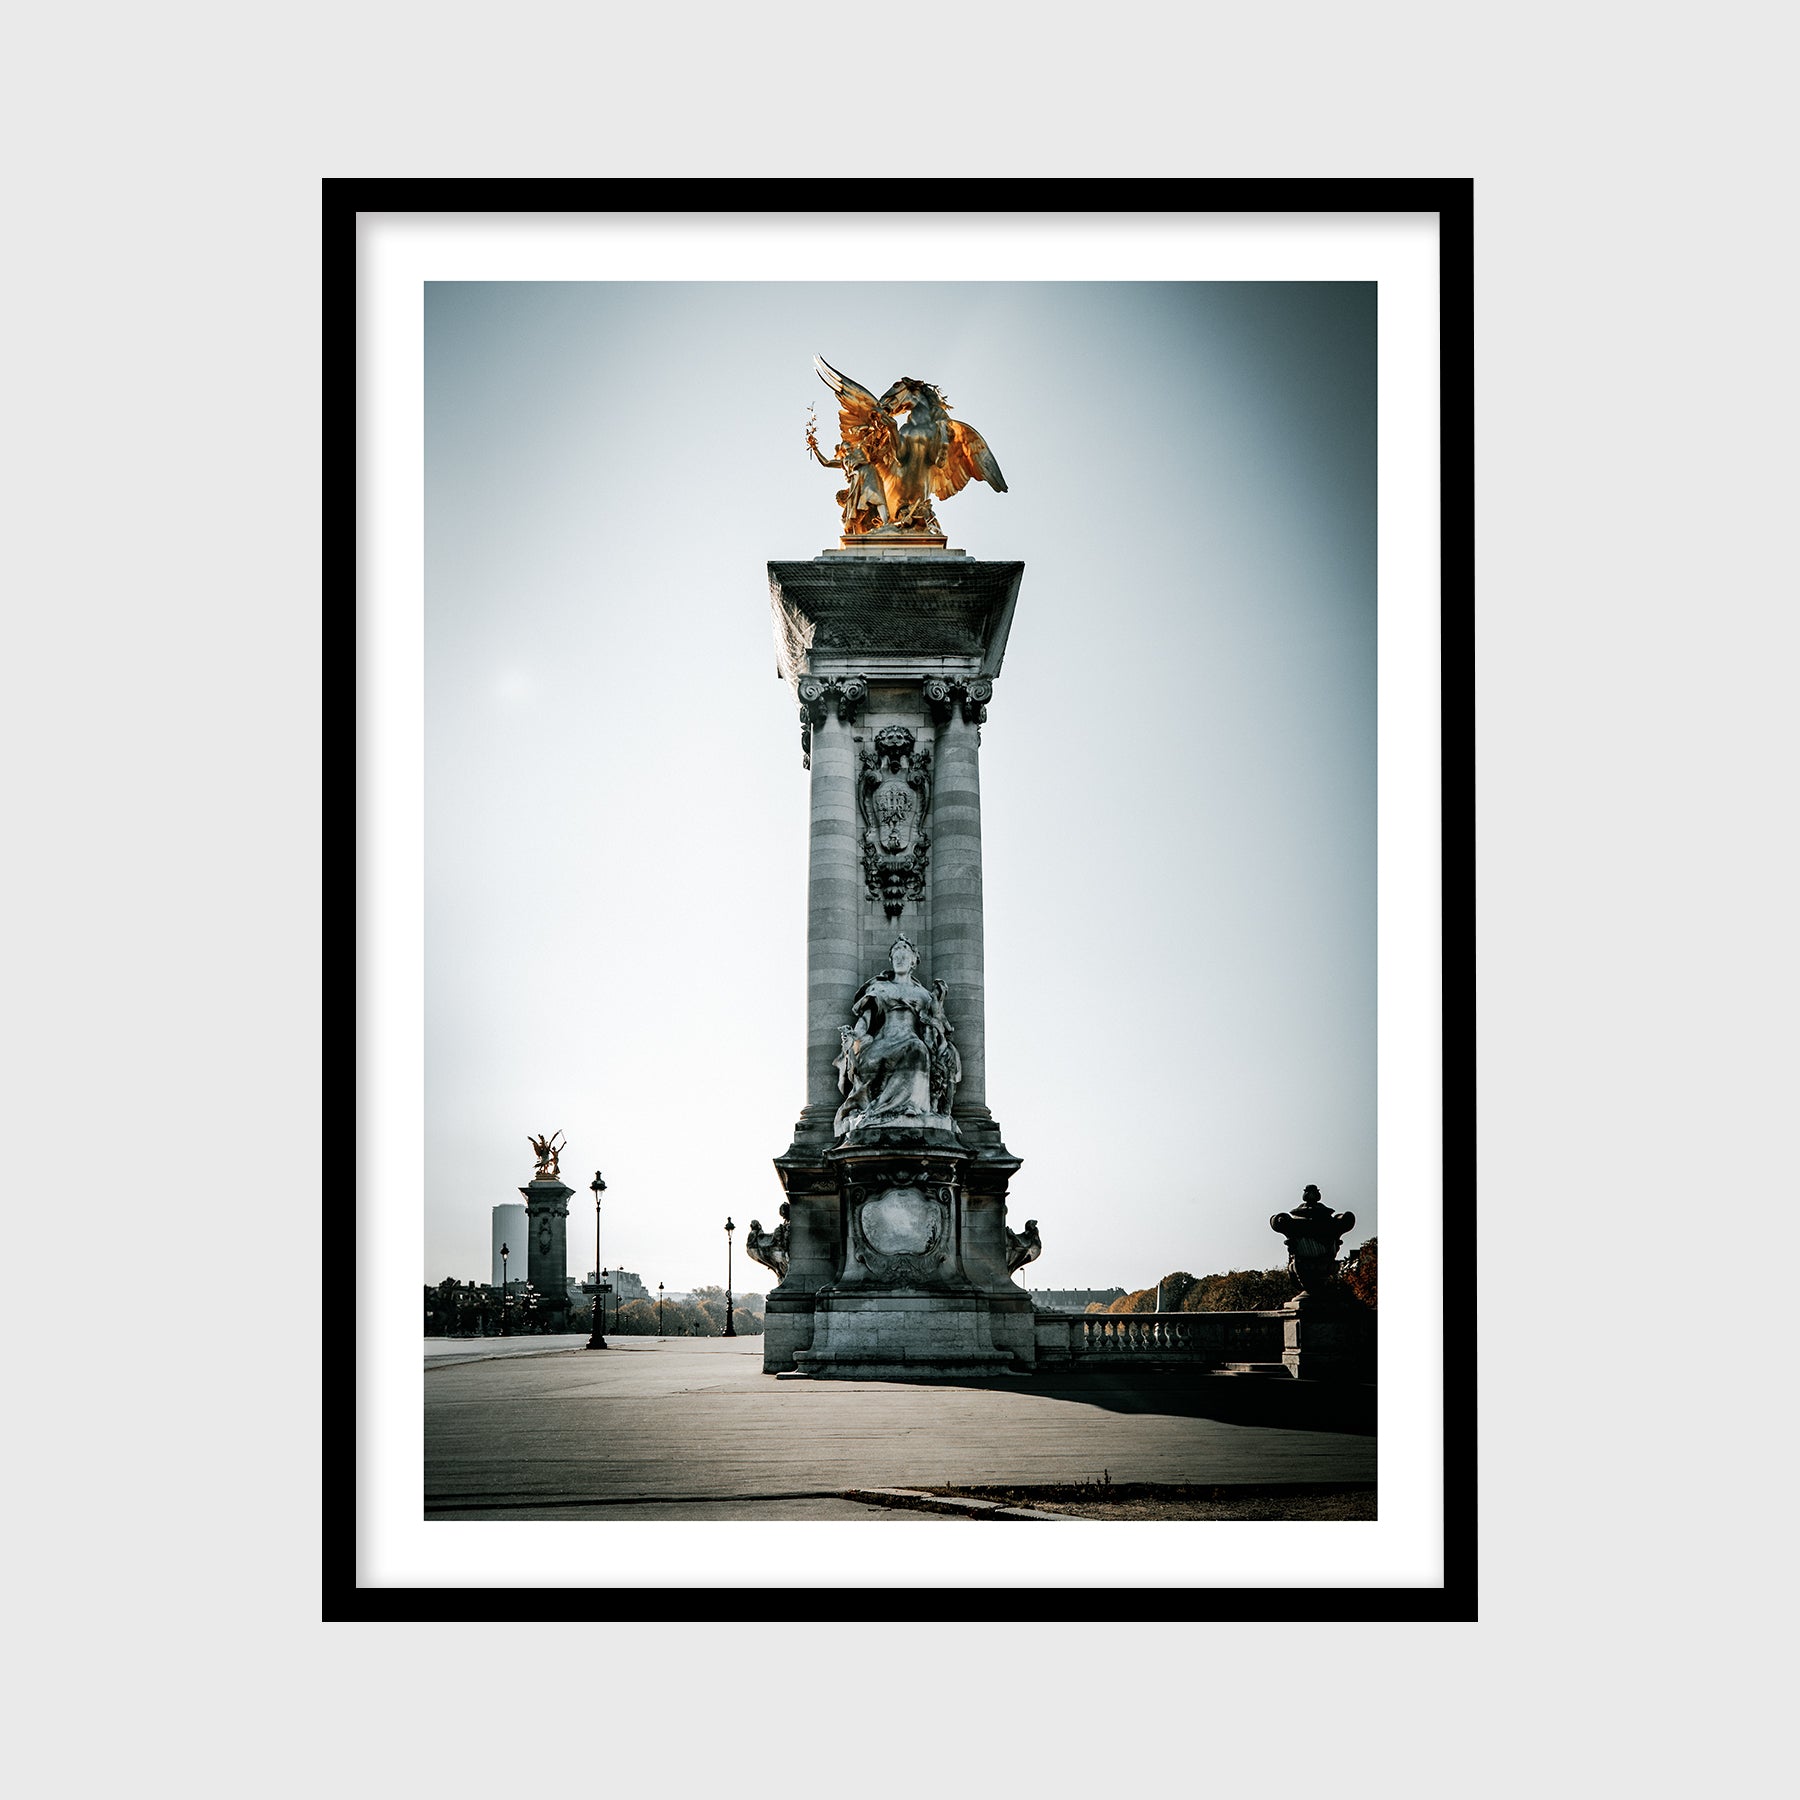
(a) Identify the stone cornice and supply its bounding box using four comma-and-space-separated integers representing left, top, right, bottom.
769, 556, 1023, 683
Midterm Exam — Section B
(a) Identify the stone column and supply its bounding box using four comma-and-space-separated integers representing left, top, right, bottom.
793, 675, 867, 1152
927, 677, 1001, 1154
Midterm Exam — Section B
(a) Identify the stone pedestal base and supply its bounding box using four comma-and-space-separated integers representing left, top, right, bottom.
787, 1293, 1023, 1381
1280, 1293, 1375, 1382
763, 1137, 1032, 1379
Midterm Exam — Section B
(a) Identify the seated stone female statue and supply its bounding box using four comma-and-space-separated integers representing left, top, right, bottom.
832, 936, 960, 1138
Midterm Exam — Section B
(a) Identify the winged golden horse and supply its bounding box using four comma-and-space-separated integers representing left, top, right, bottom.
809, 356, 1007, 537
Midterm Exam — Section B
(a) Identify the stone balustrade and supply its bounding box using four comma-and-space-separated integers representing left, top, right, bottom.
1033, 1309, 1288, 1368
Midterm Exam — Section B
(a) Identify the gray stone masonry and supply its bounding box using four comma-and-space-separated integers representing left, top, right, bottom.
521, 1178, 573, 1325
766, 551, 1030, 1378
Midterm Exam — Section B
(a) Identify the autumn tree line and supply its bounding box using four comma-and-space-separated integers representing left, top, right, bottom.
1089, 1238, 1377, 1314
424, 1279, 766, 1337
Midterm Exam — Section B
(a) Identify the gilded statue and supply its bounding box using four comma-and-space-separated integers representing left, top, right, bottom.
527, 1131, 566, 1181
808, 357, 1007, 538
833, 936, 963, 1138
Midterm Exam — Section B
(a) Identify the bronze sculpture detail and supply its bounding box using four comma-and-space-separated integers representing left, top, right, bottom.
808, 357, 1007, 539
527, 1131, 566, 1181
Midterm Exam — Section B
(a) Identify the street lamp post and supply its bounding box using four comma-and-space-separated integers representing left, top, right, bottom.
500, 1242, 510, 1336
586, 1171, 608, 1350
658, 1280, 665, 1335
724, 1216, 736, 1338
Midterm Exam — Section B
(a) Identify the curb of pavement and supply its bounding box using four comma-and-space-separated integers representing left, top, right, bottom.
848, 1487, 1079, 1521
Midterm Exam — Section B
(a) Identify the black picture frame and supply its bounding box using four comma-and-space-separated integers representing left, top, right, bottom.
326, 176, 1474, 1622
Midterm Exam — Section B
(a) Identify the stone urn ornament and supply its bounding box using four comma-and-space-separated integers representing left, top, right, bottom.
1269, 1184, 1356, 1299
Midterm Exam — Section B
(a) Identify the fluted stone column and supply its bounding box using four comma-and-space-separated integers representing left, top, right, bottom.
927, 677, 1004, 1157
793, 675, 866, 1152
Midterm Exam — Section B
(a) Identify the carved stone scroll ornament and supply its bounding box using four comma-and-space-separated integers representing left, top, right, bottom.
1004, 1218, 1042, 1276
745, 1202, 790, 1282
797, 673, 870, 768
923, 676, 993, 728
858, 725, 933, 918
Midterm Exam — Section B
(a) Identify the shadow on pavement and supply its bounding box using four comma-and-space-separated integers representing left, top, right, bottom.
928, 1368, 1376, 1435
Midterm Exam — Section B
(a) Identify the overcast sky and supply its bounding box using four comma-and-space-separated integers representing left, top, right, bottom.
424, 279, 1374, 1296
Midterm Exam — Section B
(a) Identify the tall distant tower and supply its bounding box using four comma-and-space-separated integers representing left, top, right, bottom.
490, 1203, 527, 1286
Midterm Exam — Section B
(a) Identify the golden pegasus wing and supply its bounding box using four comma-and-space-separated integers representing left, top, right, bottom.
815, 355, 896, 463
931, 416, 1009, 500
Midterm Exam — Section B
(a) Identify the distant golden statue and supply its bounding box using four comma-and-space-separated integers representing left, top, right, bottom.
808, 357, 1007, 539
527, 1131, 566, 1181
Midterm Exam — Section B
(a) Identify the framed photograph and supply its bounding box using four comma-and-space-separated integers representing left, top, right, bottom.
333, 178, 1472, 1618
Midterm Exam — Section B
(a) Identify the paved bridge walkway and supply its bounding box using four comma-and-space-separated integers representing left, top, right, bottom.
424, 1335, 1375, 1520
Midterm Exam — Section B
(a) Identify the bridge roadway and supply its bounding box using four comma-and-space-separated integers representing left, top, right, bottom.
424, 1334, 1375, 1520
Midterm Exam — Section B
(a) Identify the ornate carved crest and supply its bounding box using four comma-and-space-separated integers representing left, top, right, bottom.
844, 1162, 959, 1284
857, 725, 933, 917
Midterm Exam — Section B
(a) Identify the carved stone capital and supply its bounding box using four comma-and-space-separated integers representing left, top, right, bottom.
923, 675, 993, 727
798, 673, 869, 725
798, 674, 870, 767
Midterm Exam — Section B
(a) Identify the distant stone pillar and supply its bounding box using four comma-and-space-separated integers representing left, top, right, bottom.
522, 1178, 573, 1325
